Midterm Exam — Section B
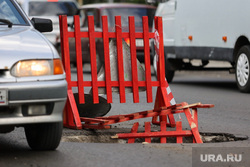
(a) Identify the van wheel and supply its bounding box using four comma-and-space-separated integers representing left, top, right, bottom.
153, 55, 175, 83
25, 122, 63, 150
235, 45, 250, 93
165, 57, 175, 83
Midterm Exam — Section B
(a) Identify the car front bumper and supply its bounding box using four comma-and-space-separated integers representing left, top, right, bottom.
0, 80, 67, 125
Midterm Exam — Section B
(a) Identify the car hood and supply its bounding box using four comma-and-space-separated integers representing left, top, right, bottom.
0, 26, 55, 70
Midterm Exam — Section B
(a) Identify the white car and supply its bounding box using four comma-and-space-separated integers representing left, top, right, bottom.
0, 0, 67, 150
16, 0, 80, 46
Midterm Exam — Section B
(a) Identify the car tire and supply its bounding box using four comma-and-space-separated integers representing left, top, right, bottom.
25, 122, 63, 150
235, 45, 250, 93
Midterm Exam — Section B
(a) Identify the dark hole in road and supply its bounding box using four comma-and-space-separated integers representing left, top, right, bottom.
62, 128, 248, 143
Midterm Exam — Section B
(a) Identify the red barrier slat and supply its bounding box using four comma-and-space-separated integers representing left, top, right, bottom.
129, 16, 139, 103
67, 31, 155, 39
115, 16, 126, 103
59, 15, 65, 68
88, 16, 99, 103
144, 122, 151, 143
155, 17, 166, 87
160, 121, 167, 143
74, 15, 85, 104
176, 121, 183, 143
102, 16, 112, 103
70, 81, 161, 87
143, 16, 153, 103
128, 122, 139, 143
59, 15, 72, 89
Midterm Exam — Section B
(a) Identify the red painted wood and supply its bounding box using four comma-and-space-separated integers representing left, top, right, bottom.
102, 16, 113, 103
155, 17, 166, 88
143, 16, 153, 103
67, 90, 82, 129
128, 122, 139, 143
59, 15, 72, 90
74, 15, 85, 104
115, 16, 126, 103
144, 122, 151, 143
176, 121, 183, 143
117, 130, 193, 139
182, 102, 203, 143
88, 16, 99, 103
128, 16, 139, 103
160, 121, 167, 143
67, 31, 155, 39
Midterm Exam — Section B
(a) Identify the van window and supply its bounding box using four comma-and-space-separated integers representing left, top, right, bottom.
28, 1, 78, 16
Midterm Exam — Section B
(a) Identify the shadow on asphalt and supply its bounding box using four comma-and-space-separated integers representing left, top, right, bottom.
172, 80, 238, 91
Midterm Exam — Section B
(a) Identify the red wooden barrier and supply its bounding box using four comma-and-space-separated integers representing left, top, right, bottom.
59, 15, 176, 129
59, 15, 214, 144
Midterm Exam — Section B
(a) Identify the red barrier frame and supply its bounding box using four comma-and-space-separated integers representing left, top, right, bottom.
59, 15, 176, 129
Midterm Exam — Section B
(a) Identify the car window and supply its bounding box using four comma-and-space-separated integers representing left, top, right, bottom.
82, 9, 100, 28
28, 1, 78, 16
0, 0, 27, 25
104, 7, 155, 28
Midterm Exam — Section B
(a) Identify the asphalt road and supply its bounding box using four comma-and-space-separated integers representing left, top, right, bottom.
0, 67, 250, 167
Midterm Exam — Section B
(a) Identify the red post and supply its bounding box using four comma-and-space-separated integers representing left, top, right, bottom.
74, 15, 85, 104
143, 16, 153, 103
129, 16, 139, 103
115, 16, 126, 103
88, 16, 99, 103
102, 16, 113, 103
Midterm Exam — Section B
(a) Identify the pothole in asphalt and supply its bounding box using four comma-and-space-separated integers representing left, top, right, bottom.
61, 128, 248, 144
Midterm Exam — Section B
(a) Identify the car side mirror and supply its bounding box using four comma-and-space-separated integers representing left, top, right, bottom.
31, 18, 53, 33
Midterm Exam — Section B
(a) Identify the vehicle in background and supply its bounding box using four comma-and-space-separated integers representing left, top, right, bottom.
0, 0, 67, 150
153, 0, 250, 93
60, 3, 156, 68
16, 0, 80, 46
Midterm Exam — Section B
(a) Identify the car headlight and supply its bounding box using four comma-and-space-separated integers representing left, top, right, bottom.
11, 59, 64, 77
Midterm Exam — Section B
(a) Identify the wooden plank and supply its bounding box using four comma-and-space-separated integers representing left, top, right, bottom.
59, 15, 72, 90
144, 122, 151, 143
155, 17, 166, 87
143, 16, 153, 103
160, 121, 167, 143
176, 121, 183, 143
67, 90, 82, 129
129, 16, 139, 103
74, 15, 85, 104
116, 130, 193, 139
82, 124, 111, 129
88, 15, 99, 103
128, 122, 139, 143
115, 16, 126, 103
183, 102, 203, 143
102, 16, 113, 103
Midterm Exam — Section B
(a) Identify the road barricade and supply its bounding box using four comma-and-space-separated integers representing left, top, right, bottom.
59, 15, 214, 143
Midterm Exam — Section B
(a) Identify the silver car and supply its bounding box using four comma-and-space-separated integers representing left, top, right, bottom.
0, 0, 67, 150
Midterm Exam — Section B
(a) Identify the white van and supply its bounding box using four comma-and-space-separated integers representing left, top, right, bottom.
155, 0, 250, 92
16, 0, 80, 46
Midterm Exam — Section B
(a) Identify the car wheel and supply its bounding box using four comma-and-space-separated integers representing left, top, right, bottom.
235, 45, 250, 93
25, 122, 63, 150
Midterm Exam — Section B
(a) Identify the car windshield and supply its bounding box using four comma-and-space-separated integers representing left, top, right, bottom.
0, 0, 27, 25
28, 2, 78, 16
104, 7, 155, 28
